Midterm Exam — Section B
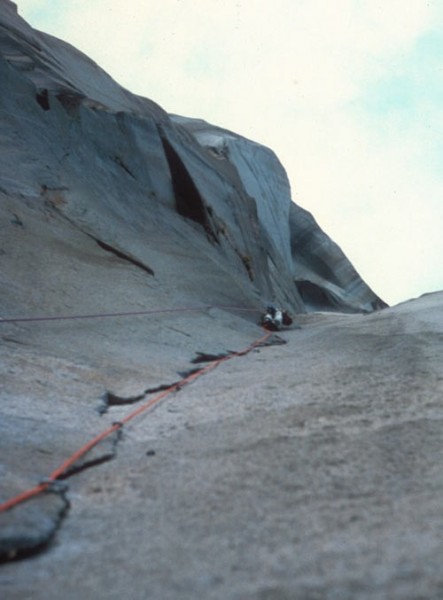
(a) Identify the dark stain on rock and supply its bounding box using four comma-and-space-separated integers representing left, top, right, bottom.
35, 89, 50, 111
56, 90, 85, 113
10, 213, 23, 227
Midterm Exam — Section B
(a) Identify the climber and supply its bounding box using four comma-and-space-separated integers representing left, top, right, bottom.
260, 305, 293, 331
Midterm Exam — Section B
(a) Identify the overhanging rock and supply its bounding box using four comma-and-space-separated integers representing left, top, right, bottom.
0, 0, 385, 316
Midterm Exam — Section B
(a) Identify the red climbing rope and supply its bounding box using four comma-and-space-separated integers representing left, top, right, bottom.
0, 327, 272, 513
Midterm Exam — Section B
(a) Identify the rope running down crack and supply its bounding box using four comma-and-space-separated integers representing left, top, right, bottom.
0, 306, 272, 513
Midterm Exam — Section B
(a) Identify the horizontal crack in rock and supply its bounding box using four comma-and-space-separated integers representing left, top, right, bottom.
99, 391, 146, 415
145, 382, 182, 394
191, 351, 230, 364
59, 428, 123, 479
177, 367, 202, 378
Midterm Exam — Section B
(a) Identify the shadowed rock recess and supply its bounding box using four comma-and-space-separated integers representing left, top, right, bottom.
3, 2, 442, 599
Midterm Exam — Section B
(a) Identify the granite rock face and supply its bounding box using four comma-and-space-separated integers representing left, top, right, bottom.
0, 0, 384, 323
9, 3, 443, 599
2, 287, 443, 597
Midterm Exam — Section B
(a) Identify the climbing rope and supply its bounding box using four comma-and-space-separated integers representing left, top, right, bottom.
0, 304, 257, 324
0, 323, 272, 513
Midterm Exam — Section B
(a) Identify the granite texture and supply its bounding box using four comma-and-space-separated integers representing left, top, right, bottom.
0, 0, 385, 318
6, 4, 443, 600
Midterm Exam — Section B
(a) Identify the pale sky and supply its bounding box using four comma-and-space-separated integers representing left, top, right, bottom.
17, 0, 443, 306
